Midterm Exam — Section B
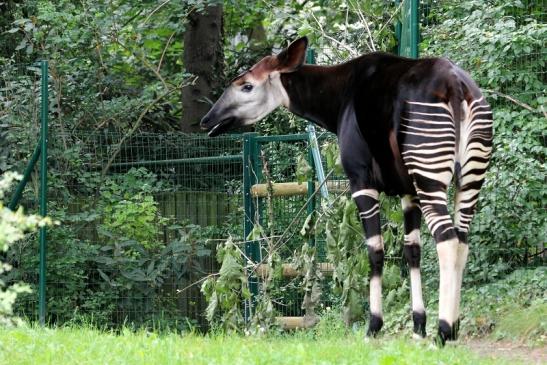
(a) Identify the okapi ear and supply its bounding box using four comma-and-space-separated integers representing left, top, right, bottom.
276, 36, 308, 73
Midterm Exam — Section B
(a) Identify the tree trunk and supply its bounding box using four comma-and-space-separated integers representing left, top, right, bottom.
181, 4, 224, 132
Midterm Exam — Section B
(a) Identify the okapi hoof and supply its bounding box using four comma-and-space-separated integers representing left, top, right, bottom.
437, 319, 459, 346
367, 314, 383, 337
412, 311, 427, 338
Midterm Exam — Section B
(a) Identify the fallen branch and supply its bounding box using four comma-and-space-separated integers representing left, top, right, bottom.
482, 88, 546, 118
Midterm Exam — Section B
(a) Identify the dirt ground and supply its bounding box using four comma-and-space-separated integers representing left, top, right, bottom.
462, 339, 546, 364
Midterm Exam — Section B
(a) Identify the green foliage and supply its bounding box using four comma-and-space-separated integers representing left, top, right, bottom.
460, 267, 546, 344
99, 168, 166, 250
6, 166, 218, 329
321, 141, 344, 176
293, 242, 322, 327
422, 0, 545, 105
492, 301, 546, 344
295, 155, 313, 184
201, 237, 251, 333
322, 196, 369, 326
0, 172, 49, 326
422, 0, 546, 275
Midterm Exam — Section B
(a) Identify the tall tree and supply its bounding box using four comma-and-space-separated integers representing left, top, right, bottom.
181, 3, 224, 132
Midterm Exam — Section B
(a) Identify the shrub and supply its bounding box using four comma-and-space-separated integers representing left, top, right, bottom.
0, 172, 49, 326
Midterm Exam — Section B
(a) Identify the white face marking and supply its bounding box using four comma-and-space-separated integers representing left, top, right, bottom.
213, 72, 289, 126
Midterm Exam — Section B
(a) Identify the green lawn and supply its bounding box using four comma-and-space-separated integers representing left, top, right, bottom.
0, 326, 522, 365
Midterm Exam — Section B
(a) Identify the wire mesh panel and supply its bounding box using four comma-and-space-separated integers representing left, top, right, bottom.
6, 129, 244, 330
418, 0, 546, 270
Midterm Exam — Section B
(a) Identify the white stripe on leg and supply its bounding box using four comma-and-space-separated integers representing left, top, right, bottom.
437, 238, 459, 325
369, 276, 382, 316
410, 268, 425, 314
454, 243, 469, 323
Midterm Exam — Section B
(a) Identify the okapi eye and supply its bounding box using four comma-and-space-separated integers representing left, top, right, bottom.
241, 84, 253, 92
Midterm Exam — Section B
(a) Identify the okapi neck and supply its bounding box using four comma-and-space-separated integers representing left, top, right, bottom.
280, 64, 352, 132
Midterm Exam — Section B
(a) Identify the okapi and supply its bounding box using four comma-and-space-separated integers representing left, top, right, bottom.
201, 37, 493, 344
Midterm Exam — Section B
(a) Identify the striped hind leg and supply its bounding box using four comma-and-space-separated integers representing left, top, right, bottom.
405, 174, 460, 344
400, 100, 460, 344
401, 195, 426, 338
452, 97, 493, 331
418, 188, 460, 344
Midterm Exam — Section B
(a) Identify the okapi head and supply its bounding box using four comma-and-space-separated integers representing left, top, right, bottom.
201, 37, 308, 136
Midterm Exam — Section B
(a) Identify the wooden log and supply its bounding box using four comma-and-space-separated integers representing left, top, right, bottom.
250, 180, 349, 197
277, 316, 319, 330
251, 182, 307, 197
255, 263, 334, 278
277, 316, 304, 330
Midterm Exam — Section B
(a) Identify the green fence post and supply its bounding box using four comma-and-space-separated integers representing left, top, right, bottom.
410, 0, 419, 58
394, 0, 403, 55
306, 144, 316, 247
242, 132, 259, 320
305, 48, 328, 198
38, 60, 48, 326
396, 0, 420, 58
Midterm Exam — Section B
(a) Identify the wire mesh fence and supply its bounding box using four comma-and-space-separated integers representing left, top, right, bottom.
5, 130, 244, 330
419, 0, 546, 105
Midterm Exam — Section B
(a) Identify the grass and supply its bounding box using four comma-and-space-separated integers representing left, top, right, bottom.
1, 269, 543, 364
0, 325, 525, 365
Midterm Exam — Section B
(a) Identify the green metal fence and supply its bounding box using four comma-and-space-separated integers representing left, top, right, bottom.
2, 61, 49, 325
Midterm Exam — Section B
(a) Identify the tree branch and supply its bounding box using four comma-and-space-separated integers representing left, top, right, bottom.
482, 88, 546, 118
100, 79, 192, 178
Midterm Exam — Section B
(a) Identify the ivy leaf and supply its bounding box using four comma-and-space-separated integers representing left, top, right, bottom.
246, 224, 265, 241
205, 291, 218, 322
296, 154, 313, 183
300, 213, 315, 237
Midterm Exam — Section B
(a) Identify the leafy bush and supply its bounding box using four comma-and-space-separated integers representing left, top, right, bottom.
201, 237, 251, 333
460, 267, 546, 344
322, 196, 370, 326
0, 172, 49, 326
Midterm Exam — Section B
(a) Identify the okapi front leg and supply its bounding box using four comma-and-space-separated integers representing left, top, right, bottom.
401, 195, 426, 338
352, 188, 384, 336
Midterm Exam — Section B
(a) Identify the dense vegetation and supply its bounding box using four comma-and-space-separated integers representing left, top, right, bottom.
0, 172, 50, 326
0, 0, 544, 341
